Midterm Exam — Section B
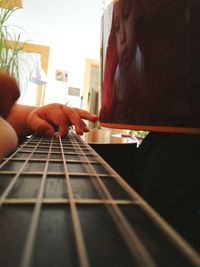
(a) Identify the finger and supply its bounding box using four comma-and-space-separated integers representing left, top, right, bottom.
43, 107, 71, 136
58, 122, 69, 137
61, 106, 86, 135
37, 123, 55, 136
28, 112, 55, 136
81, 120, 90, 132
74, 108, 99, 122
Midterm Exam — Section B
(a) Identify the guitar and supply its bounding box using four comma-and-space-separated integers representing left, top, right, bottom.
0, 132, 200, 267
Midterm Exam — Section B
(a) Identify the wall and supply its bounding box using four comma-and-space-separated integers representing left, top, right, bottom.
8, 0, 102, 108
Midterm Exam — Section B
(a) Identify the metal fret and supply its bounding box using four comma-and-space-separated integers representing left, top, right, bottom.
0, 198, 137, 205
0, 133, 200, 267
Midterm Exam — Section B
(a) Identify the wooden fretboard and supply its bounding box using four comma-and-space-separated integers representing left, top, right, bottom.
0, 132, 200, 267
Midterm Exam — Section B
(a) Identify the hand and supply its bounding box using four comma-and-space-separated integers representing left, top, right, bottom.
0, 72, 20, 118
0, 115, 18, 160
27, 103, 99, 137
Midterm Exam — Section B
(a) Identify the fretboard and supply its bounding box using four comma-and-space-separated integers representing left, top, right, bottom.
0, 132, 200, 267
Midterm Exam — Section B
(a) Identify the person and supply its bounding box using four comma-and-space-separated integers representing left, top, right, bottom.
1, 66, 200, 254
0, 72, 98, 159
100, 0, 200, 253
135, 131, 200, 252
101, 0, 200, 128
133, 0, 200, 252
100, 0, 146, 124
1, 0, 200, 254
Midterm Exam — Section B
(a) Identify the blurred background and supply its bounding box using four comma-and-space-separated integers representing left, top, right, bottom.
1, 0, 112, 111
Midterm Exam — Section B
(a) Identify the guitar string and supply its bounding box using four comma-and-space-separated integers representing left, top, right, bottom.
73, 134, 200, 266
1, 135, 200, 266
0, 136, 33, 169
20, 135, 54, 267
0, 136, 43, 206
58, 135, 90, 267
70, 133, 157, 267
77, 137, 200, 265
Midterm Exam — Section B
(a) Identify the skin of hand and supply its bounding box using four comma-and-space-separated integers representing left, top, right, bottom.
27, 103, 99, 137
0, 73, 20, 159
0, 72, 20, 118
0, 115, 18, 160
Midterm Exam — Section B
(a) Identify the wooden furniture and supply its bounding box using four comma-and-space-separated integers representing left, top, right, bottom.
0, 0, 22, 8
82, 127, 138, 144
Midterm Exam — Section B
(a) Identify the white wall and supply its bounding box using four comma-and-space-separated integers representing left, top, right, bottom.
8, 0, 102, 108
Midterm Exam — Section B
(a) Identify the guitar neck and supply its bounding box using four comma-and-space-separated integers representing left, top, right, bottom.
0, 132, 200, 267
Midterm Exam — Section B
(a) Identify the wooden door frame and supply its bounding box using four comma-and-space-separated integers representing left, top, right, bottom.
8, 41, 50, 106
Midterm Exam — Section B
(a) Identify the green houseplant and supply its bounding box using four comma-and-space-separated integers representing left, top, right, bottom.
0, 3, 26, 84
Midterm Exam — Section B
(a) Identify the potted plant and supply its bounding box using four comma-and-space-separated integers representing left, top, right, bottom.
0, 2, 26, 84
